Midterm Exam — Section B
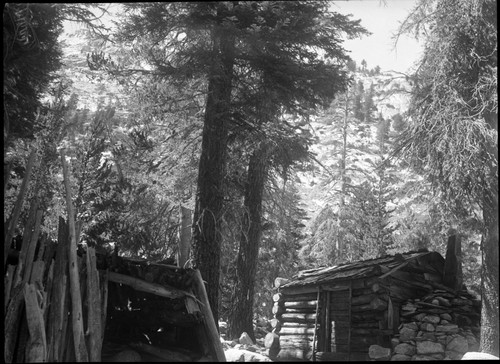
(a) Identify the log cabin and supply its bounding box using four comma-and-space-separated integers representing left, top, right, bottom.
271, 246, 462, 361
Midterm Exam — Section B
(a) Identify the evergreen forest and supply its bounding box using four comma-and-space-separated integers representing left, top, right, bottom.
3, 1, 498, 358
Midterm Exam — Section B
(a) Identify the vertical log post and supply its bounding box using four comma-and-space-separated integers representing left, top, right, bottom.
86, 246, 102, 362
24, 283, 48, 362
61, 149, 88, 362
4, 149, 37, 266
100, 269, 109, 341
178, 205, 192, 268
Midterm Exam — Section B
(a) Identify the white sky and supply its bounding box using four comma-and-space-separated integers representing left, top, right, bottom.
331, 0, 423, 73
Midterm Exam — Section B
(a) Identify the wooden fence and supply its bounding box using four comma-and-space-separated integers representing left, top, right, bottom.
4, 149, 225, 362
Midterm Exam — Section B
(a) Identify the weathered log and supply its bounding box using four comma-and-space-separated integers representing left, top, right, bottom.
4, 265, 15, 312
279, 333, 314, 341
29, 260, 45, 285
270, 318, 281, 331
47, 217, 69, 362
281, 292, 318, 301
264, 332, 280, 350
281, 313, 317, 323
191, 269, 226, 362
279, 327, 316, 335
279, 340, 313, 347
282, 307, 316, 314
280, 285, 318, 296
100, 269, 109, 340
86, 247, 102, 362
284, 300, 317, 309
4, 148, 37, 266
272, 302, 285, 315
24, 283, 47, 362
17, 312, 30, 363
371, 282, 381, 292
352, 287, 377, 297
386, 281, 424, 299
18, 199, 40, 282
61, 149, 88, 362
281, 322, 316, 329
351, 293, 378, 305
43, 260, 54, 323
106, 271, 191, 300
34, 235, 46, 264
4, 286, 25, 363
25, 209, 44, 283
184, 287, 210, 356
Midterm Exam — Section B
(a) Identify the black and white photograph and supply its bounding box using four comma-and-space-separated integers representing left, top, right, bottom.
3, 1, 498, 362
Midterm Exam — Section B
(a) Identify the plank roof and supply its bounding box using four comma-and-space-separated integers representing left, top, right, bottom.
282, 249, 444, 288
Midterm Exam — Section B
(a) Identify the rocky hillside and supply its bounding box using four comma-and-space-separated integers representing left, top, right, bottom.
298, 68, 414, 222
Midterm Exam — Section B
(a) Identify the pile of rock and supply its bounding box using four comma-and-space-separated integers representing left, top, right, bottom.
222, 332, 273, 362
389, 289, 481, 361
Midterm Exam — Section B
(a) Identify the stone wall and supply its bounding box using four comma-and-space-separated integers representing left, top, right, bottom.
369, 288, 481, 361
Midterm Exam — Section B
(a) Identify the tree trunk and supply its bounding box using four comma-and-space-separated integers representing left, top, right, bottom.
192, 21, 235, 327
336, 88, 348, 258
227, 145, 269, 341
479, 111, 499, 356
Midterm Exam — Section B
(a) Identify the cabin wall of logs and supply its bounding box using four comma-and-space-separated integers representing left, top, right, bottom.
268, 249, 465, 362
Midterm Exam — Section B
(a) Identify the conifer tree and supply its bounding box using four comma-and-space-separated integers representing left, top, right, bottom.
395, 0, 498, 354
115, 1, 367, 325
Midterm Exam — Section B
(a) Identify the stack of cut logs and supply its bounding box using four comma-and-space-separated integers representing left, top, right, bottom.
4, 218, 106, 363
387, 289, 480, 361
269, 290, 318, 360
4, 150, 226, 363
4, 149, 107, 363
267, 276, 395, 361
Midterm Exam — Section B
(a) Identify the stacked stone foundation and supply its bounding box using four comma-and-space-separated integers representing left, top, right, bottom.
369, 288, 481, 361
390, 289, 480, 360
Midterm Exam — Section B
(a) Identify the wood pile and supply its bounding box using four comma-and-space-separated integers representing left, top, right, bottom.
4, 221, 226, 362
4, 216, 105, 362
387, 289, 480, 361
4, 150, 225, 362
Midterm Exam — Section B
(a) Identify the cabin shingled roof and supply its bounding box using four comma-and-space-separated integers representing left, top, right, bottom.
282, 249, 444, 288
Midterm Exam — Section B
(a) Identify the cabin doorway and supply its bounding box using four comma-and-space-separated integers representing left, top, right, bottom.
315, 287, 351, 360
